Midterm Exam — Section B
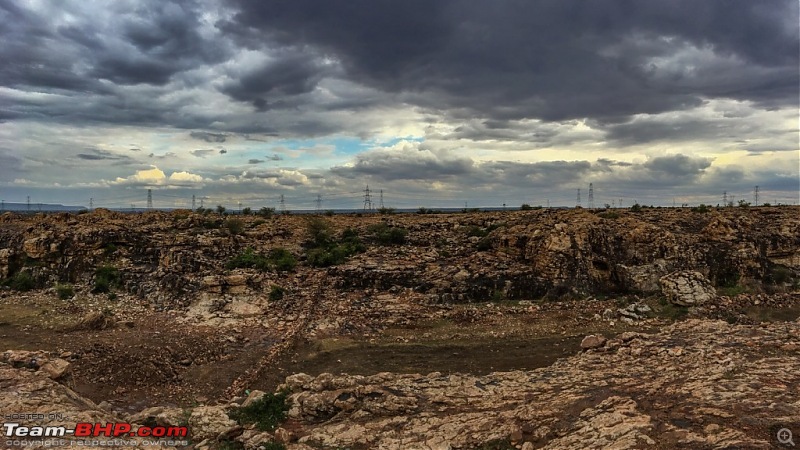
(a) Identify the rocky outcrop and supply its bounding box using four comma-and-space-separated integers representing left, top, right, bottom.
0, 207, 797, 308
276, 318, 800, 449
659, 271, 717, 306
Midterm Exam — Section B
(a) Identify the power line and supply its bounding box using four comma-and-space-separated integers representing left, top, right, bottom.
380, 190, 385, 209
723, 191, 727, 207
754, 185, 759, 206
146, 189, 153, 209
576, 188, 581, 208
191, 194, 196, 211
588, 183, 594, 209
279, 194, 286, 213
315, 194, 322, 212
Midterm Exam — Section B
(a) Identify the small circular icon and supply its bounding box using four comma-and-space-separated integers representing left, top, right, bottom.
778, 428, 795, 446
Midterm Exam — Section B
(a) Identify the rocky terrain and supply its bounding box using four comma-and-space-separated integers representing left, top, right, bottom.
1, 206, 798, 449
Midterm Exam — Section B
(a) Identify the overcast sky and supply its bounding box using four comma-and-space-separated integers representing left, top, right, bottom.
1, 0, 798, 210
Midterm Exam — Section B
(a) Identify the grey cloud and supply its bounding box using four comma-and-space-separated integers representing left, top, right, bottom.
75, 149, 134, 162
247, 159, 264, 164
190, 131, 228, 143
190, 149, 216, 158
266, 154, 283, 161
227, 0, 798, 122
219, 149, 228, 154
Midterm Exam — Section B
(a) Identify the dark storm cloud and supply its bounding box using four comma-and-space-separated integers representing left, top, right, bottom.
226, 0, 799, 122
220, 52, 332, 111
644, 154, 712, 177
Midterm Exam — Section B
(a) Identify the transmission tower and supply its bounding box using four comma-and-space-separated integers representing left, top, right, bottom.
380, 190, 385, 209
315, 194, 322, 212
576, 189, 581, 208
588, 183, 594, 209
89, 198, 93, 211
192, 195, 196, 211
238, 201, 242, 214
279, 194, 286, 213
723, 191, 727, 207
754, 185, 759, 206
363, 185, 373, 211
619, 198, 623, 208
199, 197, 204, 209
546, 199, 550, 208
27, 196, 30, 211
146, 189, 153, 209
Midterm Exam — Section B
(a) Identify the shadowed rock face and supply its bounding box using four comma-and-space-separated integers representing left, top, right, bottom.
2, 207, 796, 306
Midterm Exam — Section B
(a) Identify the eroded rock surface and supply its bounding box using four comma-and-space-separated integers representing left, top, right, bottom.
278, 319, 800, 449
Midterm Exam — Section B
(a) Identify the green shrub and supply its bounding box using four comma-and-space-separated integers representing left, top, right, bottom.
768, 266, 793, 285
252, 219, 266, 227
368, 223, 407, 245
691, 204, 711, 213
216, 205, 226, 215
4, 272, 35, 291
268, 248, 297, 272
378, 207, 396, 215
305, 217, 335, 248
258, 207, 275, 218
103, 243, 118, 256
269, 285, 286, 301
224, 218, 245, 235
598, 211, 620, 220
227, 248, 296, 272
630, 203, 642, 212
520, 203, 533, 211
324, 210, 335, 217
242, 207, 252, 215
92, 266, 120, 294
56, 283, 74, 300
228, 391, 290, 432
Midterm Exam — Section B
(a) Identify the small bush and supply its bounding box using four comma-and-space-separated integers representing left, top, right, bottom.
224, 218, 245, 235
92, 266, 120, 294
56, 283, 74, 300
242, 207, 252, 215
324, 210, 335, 217
216, 205, 227, 215
227, 248, 296, 272
767, 266, 792, 285
378, 207, 396, 215
305, 217, 335, 248
228, 391, 290, 432
252, 219, 266, 227
598, 211, 620, 220
258, 207, 275, 218
269, 285, 286, 301
520, 203, 533, 211
691, 204, 711, 213
630, 203, 643, 212
268, 248, 297, 272
4, 272, 35, 291
103, 243, 118, 256
368, 223, 407, 245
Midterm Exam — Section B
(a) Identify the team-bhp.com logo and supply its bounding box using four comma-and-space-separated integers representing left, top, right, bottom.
4, 422, 188, 438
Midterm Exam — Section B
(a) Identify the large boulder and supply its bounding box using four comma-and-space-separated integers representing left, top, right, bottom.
659, 271, 717, 306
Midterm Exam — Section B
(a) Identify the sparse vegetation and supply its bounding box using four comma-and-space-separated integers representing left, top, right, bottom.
368, 222, 407, 245
228, 390, 290, 432
598, 211, 621, 220
56, 283, 75, 300
476, 236, 493, 251
378, 206, 396, 215
226, 248, 297, 272
630, 203, 643, 212
216, 205, 226, 215
224, 218, 245, 235
691, 204, 711, 213
242, 207, 252, 215
738, 200, 751, 208
3, 272, 35, 291
92, 266, 120, 294
269, 285, 286, 301
417, 207, 442, 214
258, 207, 275, 218
304, 220, 366, 267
